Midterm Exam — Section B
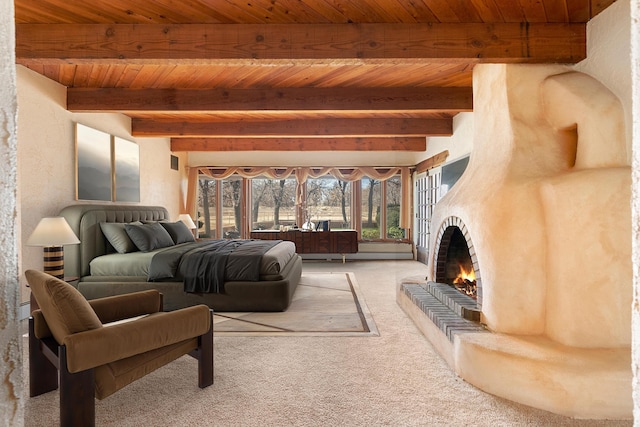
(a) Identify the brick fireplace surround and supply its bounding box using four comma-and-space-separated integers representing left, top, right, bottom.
398, 64, 632, 419
432, 216, 482, 307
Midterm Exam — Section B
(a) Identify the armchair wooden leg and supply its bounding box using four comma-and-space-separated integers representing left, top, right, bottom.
59, 345, 96, 427
29, 317, 58, 397
198, 311, 214, 388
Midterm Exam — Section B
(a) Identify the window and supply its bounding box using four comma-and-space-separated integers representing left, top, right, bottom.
415, 170, 441, 263
360, 178, 380, 239
305, 176, 351, 230
385, 175, 404, 239
360, 175, 405, 240
251, 178, 296, 230
222, 176, 243, 239
197, 177, 217, 238
197, 168, 405, 240
415, 174, 429, 250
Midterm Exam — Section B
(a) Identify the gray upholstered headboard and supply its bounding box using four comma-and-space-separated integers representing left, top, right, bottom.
59, 204, 170, 277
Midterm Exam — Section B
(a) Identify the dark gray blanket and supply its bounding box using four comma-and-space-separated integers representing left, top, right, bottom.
148, 239, 281, 293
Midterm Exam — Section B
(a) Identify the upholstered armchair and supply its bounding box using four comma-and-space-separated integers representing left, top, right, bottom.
26, 270, 213, 427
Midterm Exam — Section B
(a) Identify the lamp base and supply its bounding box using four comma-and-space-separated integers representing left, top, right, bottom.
43, 246, 64, 279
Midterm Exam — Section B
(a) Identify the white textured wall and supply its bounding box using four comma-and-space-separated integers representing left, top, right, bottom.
631, 0, 640, 422
575, 0, 633, 162
0, 0, 23, 423
17, 66, 188, 303
418, 112, 474, 165
411, 113, 474, 249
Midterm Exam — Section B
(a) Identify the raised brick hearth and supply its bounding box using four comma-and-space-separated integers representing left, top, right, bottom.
400, 281, 483, 341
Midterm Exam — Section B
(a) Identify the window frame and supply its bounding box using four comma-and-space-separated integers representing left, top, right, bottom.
197, 170, 408, 242
414, 168, 442, 262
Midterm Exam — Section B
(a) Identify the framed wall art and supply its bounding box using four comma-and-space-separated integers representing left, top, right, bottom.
113, 136, 140, 202
75, 123, 141, 202
75, 123, 112, 201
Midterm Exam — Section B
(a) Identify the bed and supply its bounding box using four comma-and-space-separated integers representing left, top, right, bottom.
59, 204, 302, 311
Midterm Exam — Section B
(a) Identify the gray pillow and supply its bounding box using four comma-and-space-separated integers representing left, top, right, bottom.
100, 221, 142, 254
160, 221, 196, 244
124, 222, 175, 252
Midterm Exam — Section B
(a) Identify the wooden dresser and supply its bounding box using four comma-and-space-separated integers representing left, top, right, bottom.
250, 230, 358, 258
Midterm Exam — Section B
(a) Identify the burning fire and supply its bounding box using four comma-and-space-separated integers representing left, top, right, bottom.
453, 264, 476, 284
453, 264, 477, 299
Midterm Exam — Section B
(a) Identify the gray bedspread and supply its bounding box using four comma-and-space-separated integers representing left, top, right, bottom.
149, 239, 281, 293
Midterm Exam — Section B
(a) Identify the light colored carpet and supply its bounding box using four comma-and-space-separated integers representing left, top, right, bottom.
22, 261, 632, 427
213, 272, 378, 336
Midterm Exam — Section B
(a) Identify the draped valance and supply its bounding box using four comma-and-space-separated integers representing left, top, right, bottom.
198, 166, 402, 182
185, 166, 412, 229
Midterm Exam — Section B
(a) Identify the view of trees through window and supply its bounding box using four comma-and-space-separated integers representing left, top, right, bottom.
198, 172, 405, 240
197, 177, 217, 238
305, 176, 351, 230
252, 178, 296, 230
222, 177, 243, 239
197, 176, 244, 239
361, 178, 380, 239
360, 175, 404, 240
385, 176, 404, 239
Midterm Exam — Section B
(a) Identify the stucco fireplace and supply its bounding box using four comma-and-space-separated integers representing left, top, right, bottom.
398, 64, 632, 419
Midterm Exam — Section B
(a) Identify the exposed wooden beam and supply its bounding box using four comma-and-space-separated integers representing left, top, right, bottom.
67, 87, 473, 113
16, 23, 585, 64
415, 150, 449, 173
132, 118, 451, 137
171, 137, 426, 152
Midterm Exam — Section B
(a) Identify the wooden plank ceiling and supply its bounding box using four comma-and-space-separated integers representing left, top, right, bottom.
14, 0, 616, 152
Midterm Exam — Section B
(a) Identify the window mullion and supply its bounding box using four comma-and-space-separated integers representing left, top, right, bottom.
215, 181, 223, 239
242, 177, 250, 238
353, 180, 362, 237
380, 180, 387, 239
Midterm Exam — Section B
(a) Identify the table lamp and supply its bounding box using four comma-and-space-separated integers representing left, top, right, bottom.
27, 217, 80, 279
178, 214, 197, 237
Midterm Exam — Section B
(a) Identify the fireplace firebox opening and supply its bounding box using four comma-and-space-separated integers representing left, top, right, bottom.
434, 217, 481, 305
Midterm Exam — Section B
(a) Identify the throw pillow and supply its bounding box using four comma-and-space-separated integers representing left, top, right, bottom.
100, 221, 141, 253
125, 222, 175, 252
25, 270, 102, 345
160, 221, 196, 244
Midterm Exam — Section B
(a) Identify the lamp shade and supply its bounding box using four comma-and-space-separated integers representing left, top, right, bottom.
26, 217, 80, 247
177, 214, 197, 230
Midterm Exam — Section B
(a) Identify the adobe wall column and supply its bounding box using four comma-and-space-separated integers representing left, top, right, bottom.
0, 0, 23, 424
540, 71, 631, 348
